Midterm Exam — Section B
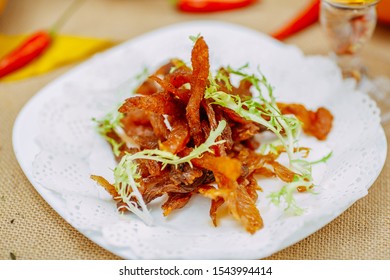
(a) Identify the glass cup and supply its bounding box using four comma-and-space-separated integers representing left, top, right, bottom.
320, 0, 390, 123
320, 0, 379, 80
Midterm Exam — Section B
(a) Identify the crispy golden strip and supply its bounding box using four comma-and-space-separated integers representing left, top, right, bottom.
135, 60, 176, 95
235, 182, 263, 233
90, 175, 119, 198
202, 100, 218, 131
210, 197, 224, 226
191, 152, 241, 182
254, 167, 275, 178
167, 69, 191, 88
159, 117, 190, 154
201, 174, 263, 234
202, 100, 229, 156
186, 37, 209, 146
119, 92, 184, 116
271, 161, 296, 183
148, 76, 180, 98
278, 103, 333, 140
162, 193, 192, 216
231, 122, 260, 142
198, 185, 224, 227
149, 113, 169, 140
242, 175, 261, 201
135, 79, 158, 95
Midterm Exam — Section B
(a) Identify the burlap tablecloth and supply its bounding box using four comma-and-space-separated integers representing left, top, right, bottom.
0, 0, 389, 260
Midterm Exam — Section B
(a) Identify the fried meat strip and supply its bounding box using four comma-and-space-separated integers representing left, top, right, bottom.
148, 76, 185, 102
90, 175, 119, 198
209, 196, 225, 226
234, 146, 297, 183
141, 172, 184, 204
120, 110, 160, 149
270, 161, 296, 183
232, 79, 253, 101
149, 113, 169, 141
149, 69, 192, 103
191, 152, 241, 182
119, 92, 184, 116
136, 158, 163, 177
200, 174, 263, 234
198, 185, 224, 226
159, 117, 190, 154
162, 193, 193, 216
135, 79, 158, 95
122, 122, 159, 149
307, 107, 333, 140
278, 103, 333, 140
167, 68, 191, 88
186, 37, 209, 146
121, 107, 150, 126
243, 175, 261, 201
231, 122, 260, 143
234, 146, 270, 176
141, 165, 214, 204
90, 175, 130, 213
202, 100, 218, 131
202, 100, 231, 156
190, 151, 263, 231
234, 181, 263, 233
135, 60, 177, 95
218, 106, 252, 124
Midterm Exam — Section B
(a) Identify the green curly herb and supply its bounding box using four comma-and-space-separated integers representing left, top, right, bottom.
113, 120, 227, 225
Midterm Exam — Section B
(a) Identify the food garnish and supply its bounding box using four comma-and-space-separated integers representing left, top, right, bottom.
91, 36, 333, 233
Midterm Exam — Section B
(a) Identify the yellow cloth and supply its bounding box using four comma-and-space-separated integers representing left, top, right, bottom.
0, 33, 115, 82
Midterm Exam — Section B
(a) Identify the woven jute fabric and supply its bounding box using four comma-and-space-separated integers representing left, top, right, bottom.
0, 68, 389, 260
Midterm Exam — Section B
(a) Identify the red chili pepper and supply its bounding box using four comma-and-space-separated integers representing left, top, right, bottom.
0, 31, 52, 79
176, 0, 258, 13
0, 0, 84, 80
271, 0, 320, 41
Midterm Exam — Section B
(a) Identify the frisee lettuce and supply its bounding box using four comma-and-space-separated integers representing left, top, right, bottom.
94, 65, 152, 149
205, 65, 302, 170
95, 109, 124, 136
205, 64, 331, 215
94, 108, 135, 157
189, 33, 201, 43
268, 175, 313, 215
113, 120, 227, 225
114, 153, 152, 225
93, 109, 124, 157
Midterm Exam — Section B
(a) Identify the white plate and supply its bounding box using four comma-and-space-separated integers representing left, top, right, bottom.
13, 21, 387, 259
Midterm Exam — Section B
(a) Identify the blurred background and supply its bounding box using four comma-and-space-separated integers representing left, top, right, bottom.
0, 0, 389, 80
